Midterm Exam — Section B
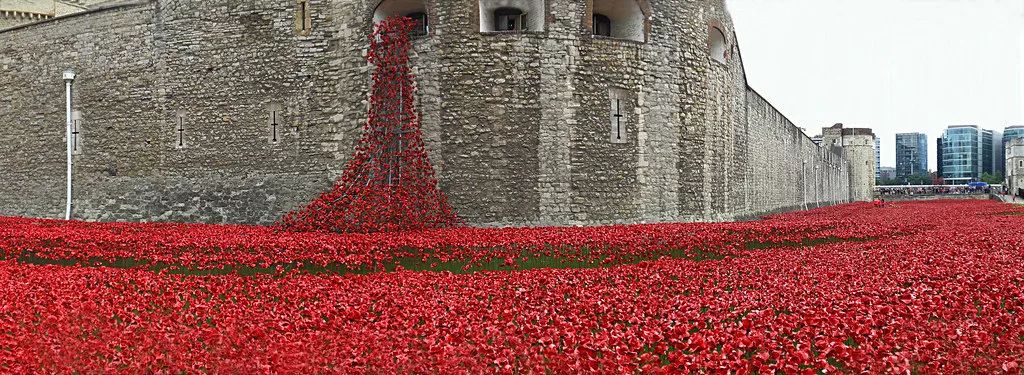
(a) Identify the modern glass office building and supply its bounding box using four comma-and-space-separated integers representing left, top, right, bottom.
940, 125, 1002, 184
895, 133, 928, 178
1004, 126, 1024, 143
988, 130, 1003, 176
941, 126, 981, 184
874, 138, 881, 179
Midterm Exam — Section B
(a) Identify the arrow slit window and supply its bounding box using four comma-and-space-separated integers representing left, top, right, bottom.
609, 88, 629, 144
174, 110, 187, 149
268, 103, 285, 144
296, 0, 312, 35
71, 111, 83, 155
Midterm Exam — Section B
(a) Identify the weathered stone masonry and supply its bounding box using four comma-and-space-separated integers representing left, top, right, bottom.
0, 0, 874, 226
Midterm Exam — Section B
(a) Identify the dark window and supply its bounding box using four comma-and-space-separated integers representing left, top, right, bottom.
406, 12, 428, 36
593, 13, 611, 37
494, 7, 525, 31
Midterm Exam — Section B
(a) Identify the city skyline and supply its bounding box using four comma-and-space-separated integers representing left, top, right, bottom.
730, 0, 1024, 171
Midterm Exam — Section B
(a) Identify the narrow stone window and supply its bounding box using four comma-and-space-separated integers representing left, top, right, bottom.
609, 88, 629, 144
174, 110, 187, 149
71, 111, 83, 155
494, 7, 524, 31
296, 0, 312, 36
268, 103, 285, 144
709, 26, 727, 63
479, 0, 544, 32
592, 14, 611, 37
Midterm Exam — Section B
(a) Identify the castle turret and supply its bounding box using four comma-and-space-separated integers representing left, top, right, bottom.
0, 0, 89, 29
822, 124, 876, 202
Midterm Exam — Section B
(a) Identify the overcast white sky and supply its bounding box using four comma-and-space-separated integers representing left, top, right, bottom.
728, 0, 1023, 170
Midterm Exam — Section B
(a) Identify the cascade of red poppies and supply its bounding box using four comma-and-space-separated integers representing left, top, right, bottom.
279, 17, 459, 233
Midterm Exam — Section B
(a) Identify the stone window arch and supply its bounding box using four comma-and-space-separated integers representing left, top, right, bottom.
708, 25, 728, 63
373, 0, 430, 35
479, 0, 544, 32
590, 0, 647, 42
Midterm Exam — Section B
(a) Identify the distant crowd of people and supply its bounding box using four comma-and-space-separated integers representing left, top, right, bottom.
875, 185, 991, 196
998, 187, 1024, 201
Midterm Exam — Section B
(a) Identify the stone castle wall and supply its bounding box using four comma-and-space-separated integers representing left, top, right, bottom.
1006, 138, 1024, 194
0, 0, 346, 224
0, 0, 868, 226
744, 91, 851, 215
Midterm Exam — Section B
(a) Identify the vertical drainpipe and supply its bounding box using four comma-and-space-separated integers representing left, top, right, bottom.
63, 69, 76, 220
815, 164, 819, 207
802, 159, 807, 210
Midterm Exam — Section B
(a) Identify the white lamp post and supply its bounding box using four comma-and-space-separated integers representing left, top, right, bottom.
63, 69, 75, 220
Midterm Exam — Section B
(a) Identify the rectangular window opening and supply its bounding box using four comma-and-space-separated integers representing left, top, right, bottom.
296, 0, 312, 35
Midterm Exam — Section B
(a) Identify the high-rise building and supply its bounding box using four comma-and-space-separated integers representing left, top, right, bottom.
993, 130, 1005, 176
982, 129, 994, 174
874, 138, 881, 179
1004, 125, 1024, 142
940, 125, 1000, 184
895, 133, 928, 178
936, 137, 944, 177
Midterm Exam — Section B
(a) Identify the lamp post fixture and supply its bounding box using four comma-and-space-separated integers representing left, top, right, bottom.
63, 69, 75, 220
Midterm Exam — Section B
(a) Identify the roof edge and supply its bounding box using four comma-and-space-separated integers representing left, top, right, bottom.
0, 0, 151, 34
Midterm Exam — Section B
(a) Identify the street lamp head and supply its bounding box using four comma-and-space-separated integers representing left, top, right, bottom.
63, 69, 76, 82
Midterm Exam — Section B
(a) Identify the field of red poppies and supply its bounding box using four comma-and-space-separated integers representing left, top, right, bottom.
0, 200, 1022, 373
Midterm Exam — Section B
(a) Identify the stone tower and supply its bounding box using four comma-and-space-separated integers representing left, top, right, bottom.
821, 124, 876, 202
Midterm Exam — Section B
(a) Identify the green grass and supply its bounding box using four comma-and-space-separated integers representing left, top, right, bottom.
11, 234, 876, 278
744, 236, 877, 251
13, 245, 730, 278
